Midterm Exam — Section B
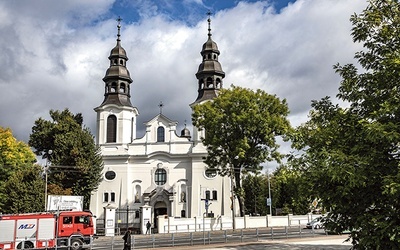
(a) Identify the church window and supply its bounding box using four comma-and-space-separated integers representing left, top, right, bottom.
208, 54, 211, 59
206, 77, 213, 88
181, 210, 186, 218
135, 210, 140, 218
212, 190, 218, 200
205, 168, 217, 178
214, 54, 217, 60
105, 170, 116, 180
107, 115, 117, 143
216, 78, 221, 88
119, 83, 126, 93
111, 82, 117, 92
104, 192, 116, 202
199, 79, 204, 90
120, 59, 124, 65
155, 168, 167, 185
110, 192, 115, 202
157, 126, 165, 142
205, 190, 210, 200
113, 59, 117, 65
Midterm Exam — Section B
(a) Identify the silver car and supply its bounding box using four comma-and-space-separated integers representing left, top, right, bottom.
306, 217, 324, 229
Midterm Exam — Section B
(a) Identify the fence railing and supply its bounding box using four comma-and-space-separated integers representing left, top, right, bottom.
90, 226, 326, 249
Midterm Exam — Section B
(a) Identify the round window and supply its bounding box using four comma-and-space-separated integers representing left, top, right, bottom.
205, 169, 217, 178
105, 170, 116, 180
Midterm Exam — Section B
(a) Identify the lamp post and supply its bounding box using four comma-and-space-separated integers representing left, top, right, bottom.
44, 150, 52, 211
231, 155, 239, 230
267, 168, 272, 216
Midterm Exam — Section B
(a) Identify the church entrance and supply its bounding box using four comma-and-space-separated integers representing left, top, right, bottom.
154, 201, 167, 232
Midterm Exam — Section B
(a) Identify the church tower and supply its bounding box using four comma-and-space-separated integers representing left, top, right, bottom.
95, 18, 139, 145
191, 13, 225, 141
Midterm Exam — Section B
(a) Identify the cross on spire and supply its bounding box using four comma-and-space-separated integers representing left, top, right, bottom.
207, 10, 212, 36
159, 101, 164, 114
116, 16, 122, 42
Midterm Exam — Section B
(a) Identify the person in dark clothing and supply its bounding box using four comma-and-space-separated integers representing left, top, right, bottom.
122, 230, 131, 250
146, 221, 151, 234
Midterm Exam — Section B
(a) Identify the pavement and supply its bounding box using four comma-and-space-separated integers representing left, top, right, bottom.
157, 234, 352, 250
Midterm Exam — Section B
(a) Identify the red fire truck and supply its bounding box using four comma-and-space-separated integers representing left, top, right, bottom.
0, 211, 94, 250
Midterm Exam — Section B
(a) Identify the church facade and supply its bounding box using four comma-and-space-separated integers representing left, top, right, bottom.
89, 17, 233, 231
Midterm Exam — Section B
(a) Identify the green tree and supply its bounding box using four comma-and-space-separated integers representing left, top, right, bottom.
292, 0, 400, 248
3, 164, 46, 213
273, 164, 310, 215
192, 85, 292, 217
29, 109, 103, 209
242, 173, 268, 216
0, 127, 40, 213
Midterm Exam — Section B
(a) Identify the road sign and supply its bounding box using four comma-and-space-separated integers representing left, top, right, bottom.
266, 198, 271, 206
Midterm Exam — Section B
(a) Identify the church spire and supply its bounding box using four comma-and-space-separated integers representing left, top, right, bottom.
98, 17, 133, 108
191, 12, 225, 105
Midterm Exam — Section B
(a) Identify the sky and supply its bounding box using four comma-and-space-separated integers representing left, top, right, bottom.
0, 0, 368, 158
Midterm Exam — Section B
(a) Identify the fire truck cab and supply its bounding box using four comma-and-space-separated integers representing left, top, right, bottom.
0, 211, 94, 250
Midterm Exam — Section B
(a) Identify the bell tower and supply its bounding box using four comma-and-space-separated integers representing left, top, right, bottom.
95, 17, 139, 145
191, 12, 225, 105
190, 13, 225, 141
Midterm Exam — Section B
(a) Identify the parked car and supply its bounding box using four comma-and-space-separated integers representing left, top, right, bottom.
306, 216, 324, 229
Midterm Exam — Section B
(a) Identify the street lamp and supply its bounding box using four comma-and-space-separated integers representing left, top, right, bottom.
267, 168, 272, 216
231, 155, 239, 230
44, 150, 52, 211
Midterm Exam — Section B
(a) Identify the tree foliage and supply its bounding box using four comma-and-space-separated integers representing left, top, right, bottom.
242, 173, 268, 216
273, 164, 311, 215
292, 1, 400, 248
192, 85, 292, 217
3, 164, 46, 213
29, 109, 103, 209
0, 127, 41, 213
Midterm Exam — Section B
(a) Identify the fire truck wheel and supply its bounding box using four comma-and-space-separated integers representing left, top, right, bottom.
70, 238, 83, 250
17, 241, 34, 249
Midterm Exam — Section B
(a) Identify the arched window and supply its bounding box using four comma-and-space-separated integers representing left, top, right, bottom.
120, 59, 124, 65
199, 79, 204, 90
119, 83, 126, 93
216, 78, 221, 88
157, 126, 165, 142
111, 82, 117, 92
155, 169, 167, 185
206, 77, 213, 88
208, 54, 211, 59
113, 59, 118, 65
107, 115, 117, 143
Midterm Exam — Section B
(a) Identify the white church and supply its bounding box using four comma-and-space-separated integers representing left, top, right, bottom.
89, 17, 234, 233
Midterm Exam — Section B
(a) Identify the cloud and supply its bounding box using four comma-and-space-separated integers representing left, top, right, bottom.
0, 0, 367, 146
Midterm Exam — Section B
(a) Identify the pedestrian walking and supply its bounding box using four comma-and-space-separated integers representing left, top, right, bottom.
146, 221, 151, 234
122, 229, 131, 250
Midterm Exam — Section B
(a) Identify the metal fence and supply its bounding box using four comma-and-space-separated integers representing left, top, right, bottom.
89, 226, 326, 249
